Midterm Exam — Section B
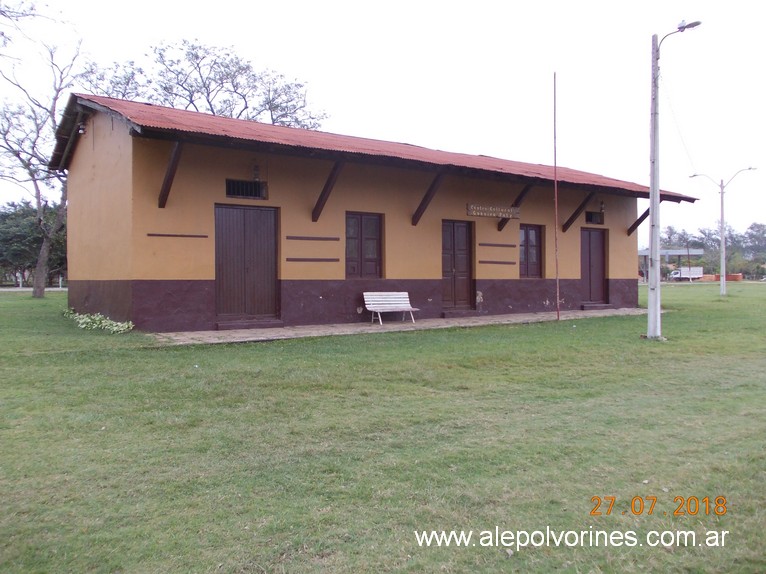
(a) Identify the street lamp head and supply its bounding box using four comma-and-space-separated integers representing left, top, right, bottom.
690, 168, 756, 186
689, 172, 717, 187
659, 20, 701, 52
678, 20, 702, 31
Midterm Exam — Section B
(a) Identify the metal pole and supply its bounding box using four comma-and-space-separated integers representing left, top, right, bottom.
719, 179, 726, 296
647, 33, 662, 339
646, 21, 701, 338
554, 72, 561, 321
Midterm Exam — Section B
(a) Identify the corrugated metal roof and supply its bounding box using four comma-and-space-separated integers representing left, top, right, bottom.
51, 93, 695, 203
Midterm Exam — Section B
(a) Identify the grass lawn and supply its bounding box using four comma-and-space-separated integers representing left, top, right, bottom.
1, 283, 764, 573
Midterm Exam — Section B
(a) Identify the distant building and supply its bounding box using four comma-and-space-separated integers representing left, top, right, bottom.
637, 248, 705, 280
50, 94, 696, 332
638, 248, 705, 263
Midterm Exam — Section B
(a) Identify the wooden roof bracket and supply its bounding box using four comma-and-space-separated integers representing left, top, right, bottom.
627, 207, 650, 236
562, 191, 596, 232
411, 172, 445, 226
498, 182, 534, 231
53, 110, 85, 172
312, 160, 345, 222
158, 141, 184, 208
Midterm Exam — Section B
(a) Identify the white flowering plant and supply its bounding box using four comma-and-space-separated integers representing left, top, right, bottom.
63, 308, 135, 334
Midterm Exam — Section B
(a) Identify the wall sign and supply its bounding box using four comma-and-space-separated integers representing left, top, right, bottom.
466, 203, 520, 219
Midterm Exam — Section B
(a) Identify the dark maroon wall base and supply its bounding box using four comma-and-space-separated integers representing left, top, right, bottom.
608, 278, 638, 309
69, 280, 132, 322
68, 278, 638, 332
280, 279, 443, 325
131, 280, 216, 332
69, 280, 216, 332
476, 278, 637, 313
280, 278, 637, 324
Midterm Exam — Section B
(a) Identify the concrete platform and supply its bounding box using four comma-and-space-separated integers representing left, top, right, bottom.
153, 307, 647, 346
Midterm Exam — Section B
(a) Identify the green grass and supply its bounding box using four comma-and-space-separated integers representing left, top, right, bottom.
1, 284, 764, 573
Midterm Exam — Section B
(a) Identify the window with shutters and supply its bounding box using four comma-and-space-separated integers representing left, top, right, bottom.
520, 224, 543, 278
346, 212, 382, 278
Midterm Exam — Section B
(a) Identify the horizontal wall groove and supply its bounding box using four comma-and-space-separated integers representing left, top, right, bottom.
147, 233, 209, 238
285, 257, 340, 263
478, 242, 517, 248
286, 235, 340, 241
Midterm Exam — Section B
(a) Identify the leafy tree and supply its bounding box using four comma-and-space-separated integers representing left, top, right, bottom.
695, 227, 720, 253
660, 225, 679, 249
726, 252, 760, 278
661, 226, 703, 250
0, 200, 37, 283
662, 222, 765, 276
743, 223, 766, 259
0, 200, 66, 285
725, 225, 746, 256
678, 229, 701, 249
79, 39, 327, 129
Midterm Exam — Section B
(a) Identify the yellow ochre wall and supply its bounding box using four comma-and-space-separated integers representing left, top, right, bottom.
73, 121, 638, 282
67, 113, 134, 280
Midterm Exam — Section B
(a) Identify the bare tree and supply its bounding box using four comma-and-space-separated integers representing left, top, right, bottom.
260, 69, 323, 129
1, 16, 326, 298
0, 0, 36, 47
77, 59, 151, 101
81, 39, 327, 129
0, 42, 78, 296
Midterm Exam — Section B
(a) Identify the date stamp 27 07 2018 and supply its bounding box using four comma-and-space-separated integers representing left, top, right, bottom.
590, 495, 727, 517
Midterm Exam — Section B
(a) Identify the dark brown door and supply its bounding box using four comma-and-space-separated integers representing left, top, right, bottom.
581, 228, 606, 302
442, 220, 473, 309
215, 205, 278, 320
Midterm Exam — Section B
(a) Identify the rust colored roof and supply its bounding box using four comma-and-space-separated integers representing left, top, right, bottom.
51, 93, 695, 203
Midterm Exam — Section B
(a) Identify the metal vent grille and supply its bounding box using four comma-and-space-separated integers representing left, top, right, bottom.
226, 179, 268, 199
585, 211, 604, 225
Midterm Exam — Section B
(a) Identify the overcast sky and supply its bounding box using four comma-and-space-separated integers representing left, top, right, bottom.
10, 0, 765, 248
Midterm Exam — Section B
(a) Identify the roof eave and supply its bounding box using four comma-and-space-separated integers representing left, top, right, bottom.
135, 125, 697, 203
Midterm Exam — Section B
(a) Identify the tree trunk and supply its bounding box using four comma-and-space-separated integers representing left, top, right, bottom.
32, 186, 68, 298
32, 234, 51, 298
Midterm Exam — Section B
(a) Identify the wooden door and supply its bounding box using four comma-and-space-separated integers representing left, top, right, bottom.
442, 220, 473, 309
580, 228, 606, 302
215, 205, 278, 320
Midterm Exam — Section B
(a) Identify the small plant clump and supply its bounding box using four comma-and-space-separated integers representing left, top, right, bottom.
63, 308, 134, 334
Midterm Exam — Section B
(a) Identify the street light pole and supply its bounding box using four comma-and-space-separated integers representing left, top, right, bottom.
690, 167, 756, 296
719, 178, 726, 295
646, 34, 662, 339
647, 20, 701, 340
647, 33, 661, 339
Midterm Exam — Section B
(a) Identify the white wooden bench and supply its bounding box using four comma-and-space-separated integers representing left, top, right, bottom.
363, 291, 419, 325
